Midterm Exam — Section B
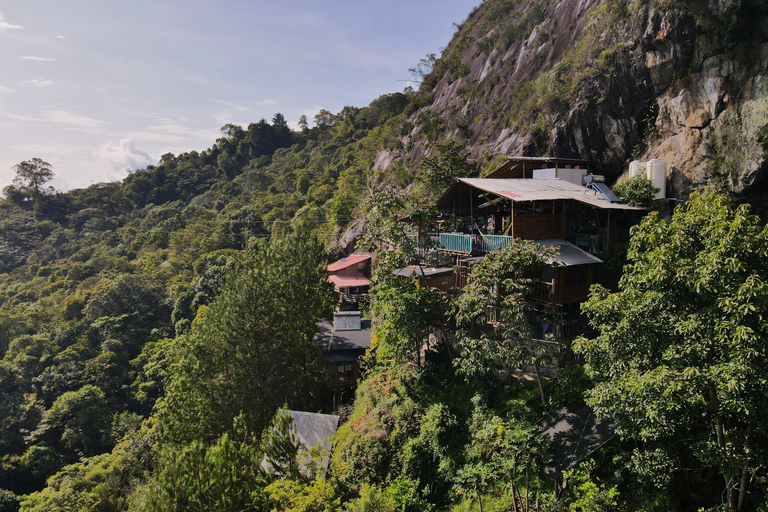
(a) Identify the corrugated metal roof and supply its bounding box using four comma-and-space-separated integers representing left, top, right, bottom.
457, 178, 641, 211
328, 274, 370, 288
314, 320, 372, 351
537, 239, 604, 266
327, 254, 371, 272
392, 266, 454, 278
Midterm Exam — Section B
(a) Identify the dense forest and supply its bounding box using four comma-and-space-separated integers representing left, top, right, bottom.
2, 0, 768, 511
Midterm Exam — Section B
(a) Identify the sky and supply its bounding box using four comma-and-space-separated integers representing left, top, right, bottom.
0, 0, 480, 192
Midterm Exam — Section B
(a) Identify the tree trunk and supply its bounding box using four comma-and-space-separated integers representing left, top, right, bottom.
533, 358, 546, 404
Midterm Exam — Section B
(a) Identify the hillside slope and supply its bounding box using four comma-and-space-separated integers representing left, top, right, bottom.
381, 0, 768, 205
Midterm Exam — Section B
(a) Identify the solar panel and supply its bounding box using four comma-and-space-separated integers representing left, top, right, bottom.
590, 182, 621, 203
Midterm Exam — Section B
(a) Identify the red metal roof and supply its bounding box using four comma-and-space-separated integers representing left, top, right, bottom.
328, 274, 370, 288
327, 254, 371, 272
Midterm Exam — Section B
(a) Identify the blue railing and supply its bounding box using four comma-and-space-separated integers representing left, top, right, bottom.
438, 233, 514, 254
440, 233, 473, 253
477, 235, 513, 253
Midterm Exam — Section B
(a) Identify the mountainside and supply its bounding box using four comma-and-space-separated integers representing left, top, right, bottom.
4, 1, 768, 510
378, 0, 768, 206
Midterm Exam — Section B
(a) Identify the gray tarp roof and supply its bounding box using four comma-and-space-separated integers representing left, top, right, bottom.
540, 405, 615, 475
537, 239, 604, 266
263, 410, 340, 478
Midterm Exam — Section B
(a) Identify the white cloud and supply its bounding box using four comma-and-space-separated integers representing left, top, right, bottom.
8, 110, 105, 131
21, 78, 54, 88
97, 139, 154, 181
45, 109, 103, 129
11, 143, 82, 155
212, 100, 253, 112
55, 35, 66, 39
125, 117, 220, 144
22, 56, 55, 62
122, 131, 188, 143
7, 113, 40, 122
0, 86, 14, 93
0, 13, 23, 30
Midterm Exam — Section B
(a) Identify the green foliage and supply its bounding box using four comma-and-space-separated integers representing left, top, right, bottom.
20, 416, 159, 512
132, 416, 266, 512
419, 141, 478, 193
265, 477, 341, 512
373, 282, 447, 364
383, 475, 432, 512
560, 460, 619, 512
345, 484, 396, 512
453, 396, 544, 512
575, 189, 768, 510
28, 384, 111, 460
611, 176, 658, 208
161, 224, 331, 444
452, 239, 558, 400
0, 490, 20, 512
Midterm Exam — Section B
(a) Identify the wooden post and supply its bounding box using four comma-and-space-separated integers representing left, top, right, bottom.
470, 190, 473, 233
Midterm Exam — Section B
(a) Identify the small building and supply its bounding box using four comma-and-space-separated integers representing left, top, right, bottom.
426, 157, 644, 348
434, 176, 641, 257
313, 311, 371, 406
392, 265, 455, 293
327, 254, 372, 305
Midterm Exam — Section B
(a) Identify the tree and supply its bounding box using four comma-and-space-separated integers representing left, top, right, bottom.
298, 115, 309, 131
27, 385, 111, 460
161, 224, 332, 444
373, 282, 446, 365
419, 141, 477, 192
453, 396, 544, 512
452, 240, 559, 402
4, 158, 54, 201
574, 190, 768, 512
133, 416, 267, 512
611, 175, 658, 207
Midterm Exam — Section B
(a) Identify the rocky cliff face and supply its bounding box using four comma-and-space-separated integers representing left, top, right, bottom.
382, 0, 768, 204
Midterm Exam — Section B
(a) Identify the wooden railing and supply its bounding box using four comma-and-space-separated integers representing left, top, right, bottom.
532, 281, 554, 302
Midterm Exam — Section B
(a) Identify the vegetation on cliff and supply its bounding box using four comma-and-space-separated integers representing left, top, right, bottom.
1, 0, 768, 510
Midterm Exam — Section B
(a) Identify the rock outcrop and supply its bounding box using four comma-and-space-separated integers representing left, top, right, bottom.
382, 0, 768, 204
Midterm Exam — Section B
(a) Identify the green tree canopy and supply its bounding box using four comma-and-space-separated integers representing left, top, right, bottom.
8, 159, 54, 197
452, 239, 558, 401
161, 224, 331, 444
575, 190, 768, 512
611, 175, 658, 207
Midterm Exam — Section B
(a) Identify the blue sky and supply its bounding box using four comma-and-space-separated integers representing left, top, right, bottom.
0, 1, 479, 191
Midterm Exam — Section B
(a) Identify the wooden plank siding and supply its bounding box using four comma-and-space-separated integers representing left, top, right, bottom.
512, 213, 566, 241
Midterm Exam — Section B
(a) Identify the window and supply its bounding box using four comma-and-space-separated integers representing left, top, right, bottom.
337, 363, 353, 381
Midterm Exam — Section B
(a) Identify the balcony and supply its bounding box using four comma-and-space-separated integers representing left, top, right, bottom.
438, 233, 514, 254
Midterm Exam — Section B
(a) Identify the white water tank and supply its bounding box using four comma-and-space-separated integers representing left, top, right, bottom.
647, 159, 667, 199
629, 160, 646, 179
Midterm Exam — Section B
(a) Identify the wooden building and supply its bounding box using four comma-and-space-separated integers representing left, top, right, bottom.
426, 157, 644, 347
313, 311, 371, 407
327, 254, 371, 305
